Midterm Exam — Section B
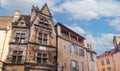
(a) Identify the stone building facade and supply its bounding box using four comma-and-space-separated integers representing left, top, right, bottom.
97, 36, 120, 71
0, 4, 98, 71
85, 44, 98, 71
0, 4, 57, 71
56, 23, 97, 71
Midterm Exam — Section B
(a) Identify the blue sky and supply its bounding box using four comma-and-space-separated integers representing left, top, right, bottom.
0, 0, 120, 55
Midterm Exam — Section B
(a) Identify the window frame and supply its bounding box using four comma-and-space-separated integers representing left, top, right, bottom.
70, 44, 75, 54
106, 58, 110, 64
36, 52, 48, 64
12, 51, 23, 64
101, 60, 104, 65
38, 32, 48, 45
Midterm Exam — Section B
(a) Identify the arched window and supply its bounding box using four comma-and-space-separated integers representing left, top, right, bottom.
70, 44, 75, 53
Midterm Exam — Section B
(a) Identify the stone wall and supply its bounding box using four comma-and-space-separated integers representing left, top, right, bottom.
57, 37, 88, 71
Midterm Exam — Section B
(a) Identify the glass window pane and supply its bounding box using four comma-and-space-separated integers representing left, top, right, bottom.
17, 56, 22, 63
18, 51, 23, 56
70, 45, 75, 53
13, 51, 17, 55
12, 56, 16, 63
44, 34, 47, 39
15, 38, 20, 43
37, 58, 41, 63
43, 54, 47, 58
82, 62, 85, 71
21, 38, 25, 43
21, 33, 25, 38
43, 58, 47, 64
37, 53, 41, 57
38, 33, 42, 38
44, 23, 48, 27
16, 33, 20, 37
39, 21, 44, 26
38, 38, 42, 44
43, 39, 47, 45
72, 61, 76, 67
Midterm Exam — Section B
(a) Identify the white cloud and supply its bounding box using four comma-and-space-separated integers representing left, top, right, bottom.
0, 0, 7, 7
109, 18, 120, 31
0, 0, 61, 16
1, 0, 120, 54
67, 24, 86, 35
85, 33, 119, 53
1, 0, 120, 20
59, 0, 120, 20
66, 23, 118, 54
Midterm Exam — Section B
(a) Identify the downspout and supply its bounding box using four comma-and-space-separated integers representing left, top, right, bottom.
56, 25, 58, 71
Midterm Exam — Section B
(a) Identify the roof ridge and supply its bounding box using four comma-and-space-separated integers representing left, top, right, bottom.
0, 16, 14, 18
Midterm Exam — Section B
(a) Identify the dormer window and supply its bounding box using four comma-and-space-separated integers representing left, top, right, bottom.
20, 22, 26, 27
39, 18, 49, 28
38, 33, 42, 38
44, 23, 49, 27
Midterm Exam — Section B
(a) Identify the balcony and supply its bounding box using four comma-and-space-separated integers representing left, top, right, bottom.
61, 33, 69, 39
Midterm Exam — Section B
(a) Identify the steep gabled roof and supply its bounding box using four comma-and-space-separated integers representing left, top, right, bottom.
0, 16, 13, 30
40, 3, 52, 17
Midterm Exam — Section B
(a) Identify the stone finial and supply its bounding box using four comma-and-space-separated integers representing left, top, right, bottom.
14, 10, 21, 21
32, 5, 39, 11
15, 10, 21, 17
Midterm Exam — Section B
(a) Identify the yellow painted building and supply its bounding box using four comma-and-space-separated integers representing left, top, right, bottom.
97, 36, 120, 71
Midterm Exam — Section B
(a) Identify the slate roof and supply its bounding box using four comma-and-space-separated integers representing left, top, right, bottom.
97, 48, 116, 58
